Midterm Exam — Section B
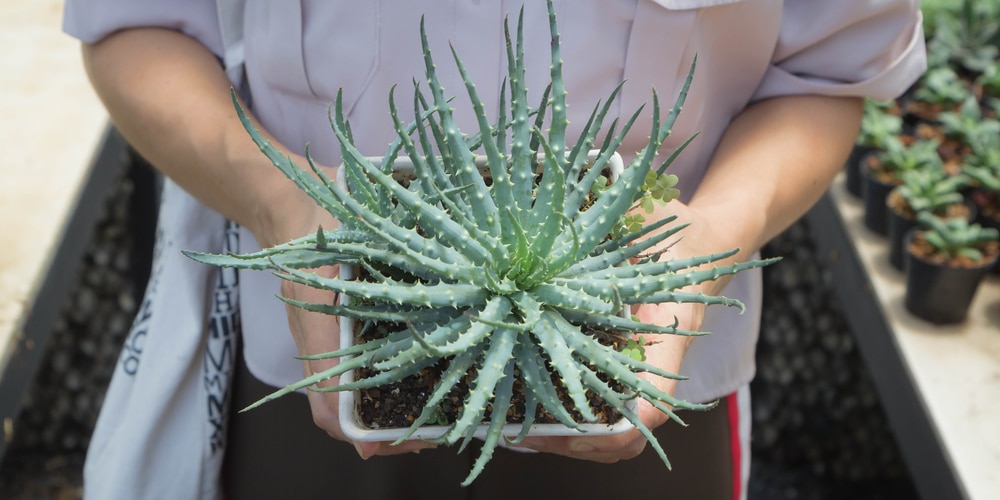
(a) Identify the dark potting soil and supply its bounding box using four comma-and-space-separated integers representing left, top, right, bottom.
970, 189, 1000, 221
886, 189, 972, 221
353, 323, 628, 430
907, 234, 1000, 268
356, 361, 626, 430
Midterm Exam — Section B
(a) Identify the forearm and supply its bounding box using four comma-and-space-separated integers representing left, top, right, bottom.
82, 28, 299, 243
683, 94, 863, 294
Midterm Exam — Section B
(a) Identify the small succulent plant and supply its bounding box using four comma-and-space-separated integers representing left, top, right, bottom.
896, 168, 969, 216
963, 135, 1000, 194
937, 96, 1000, 149
912, 67, 972, 107
856, 98, 903, 150
915, 212, 1000, 263
873, 136, 944, 182
187, 1, 770, 485
920, 0, 960, 39
925, 0, 1000, 74
976, 60, 1000, 95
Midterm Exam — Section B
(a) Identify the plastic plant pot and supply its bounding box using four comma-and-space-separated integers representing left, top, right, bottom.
861, 154, 897, 236
888, 198, 975, 272
335, 152, 639, 443
904, 230, 998, 324
845, 145, 874, 198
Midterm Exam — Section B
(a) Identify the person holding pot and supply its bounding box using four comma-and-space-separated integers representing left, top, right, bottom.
65, 1, 925, 499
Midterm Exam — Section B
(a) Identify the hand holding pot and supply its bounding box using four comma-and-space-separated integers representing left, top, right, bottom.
513, 200, 719, 463
257, 159, 436, 458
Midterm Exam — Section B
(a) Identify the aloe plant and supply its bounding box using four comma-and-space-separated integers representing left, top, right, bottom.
963, 137, 1000, 222
896, 168, 969, 215
925, 0, 1000, 74
920, 0, 958, 39
912, 67, 972, 107
962, 135, 1000, 193
186, 2, 771, 485
873, 136, 944, 182
856, 99, 903, 150
916, 212, 1000, 262
976, 60, 1000, 95
938, 96, 1000, 148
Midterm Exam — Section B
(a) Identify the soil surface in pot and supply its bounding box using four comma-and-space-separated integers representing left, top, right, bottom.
913, 123, 967, 174
886, 189, 971, 221
903, 100, 947, 124
907, 235, 1000, 268
863, 155, 903, 186
354, 322, 630, 430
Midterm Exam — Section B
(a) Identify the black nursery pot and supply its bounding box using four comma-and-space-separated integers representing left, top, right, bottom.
845, 145, 874, 198
971, 202, 1000, 276
888, 208, 917, 271
976, 211, 1000, 233
861, 158, 896, 236
889, 199, 977, 272
904, 231, 998, 325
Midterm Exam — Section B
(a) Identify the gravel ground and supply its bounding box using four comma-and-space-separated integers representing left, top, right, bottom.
0, 155, 917, 499
748, 221, 917, 500
0, 151, 147, 499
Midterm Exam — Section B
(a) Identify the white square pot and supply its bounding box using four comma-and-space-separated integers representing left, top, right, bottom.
334, 151, 637, 442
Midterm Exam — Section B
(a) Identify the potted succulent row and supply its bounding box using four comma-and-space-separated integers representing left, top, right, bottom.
843, 0, 1000, 325
186, 2, 770, 486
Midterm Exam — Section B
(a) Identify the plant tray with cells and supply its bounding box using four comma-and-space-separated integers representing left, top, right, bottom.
186, 1, 771, 486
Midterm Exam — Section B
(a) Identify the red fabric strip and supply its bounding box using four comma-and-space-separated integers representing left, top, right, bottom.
726, 391, 741, 500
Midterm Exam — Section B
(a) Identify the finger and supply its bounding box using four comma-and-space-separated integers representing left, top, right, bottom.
305, 391, 346, 439
510, 397, 671, 462
512, 432, 648, 463
356, 440, 439, 459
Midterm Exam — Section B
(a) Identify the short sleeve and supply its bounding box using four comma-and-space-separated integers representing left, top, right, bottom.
751, 0, 926, 102
63, 0, 224, 58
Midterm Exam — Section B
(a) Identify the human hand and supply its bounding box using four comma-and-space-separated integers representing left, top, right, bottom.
258, 158, 436, 458
513, 200, 728, 462
280, 273, 437, 458
511, 304, 701, 462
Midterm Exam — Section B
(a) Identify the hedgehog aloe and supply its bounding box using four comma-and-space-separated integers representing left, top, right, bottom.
186, 1, 773, 486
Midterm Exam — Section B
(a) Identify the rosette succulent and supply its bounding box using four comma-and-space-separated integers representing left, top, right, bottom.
186, 1, 771, 485
896, 168, 968, 216
915, 212, 1000, 263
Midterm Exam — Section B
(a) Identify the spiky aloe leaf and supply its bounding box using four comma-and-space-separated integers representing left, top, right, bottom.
506, 7, 534, 218
462, 359, 517, 486
513, 338, 581, 429
418, 17, 501, 240
439, 328, 519, 445
393, 344, 483, 444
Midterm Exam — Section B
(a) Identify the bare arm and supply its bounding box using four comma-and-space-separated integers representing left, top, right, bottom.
687, 94, 864, 291
81, 27, 318, 248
